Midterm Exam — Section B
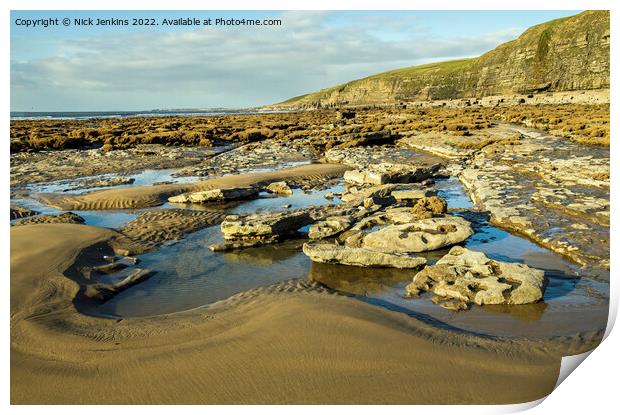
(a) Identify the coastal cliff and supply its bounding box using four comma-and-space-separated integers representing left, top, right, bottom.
275, 11, 609, 108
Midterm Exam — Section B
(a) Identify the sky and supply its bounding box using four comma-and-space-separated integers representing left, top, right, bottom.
10, 10, 580, 112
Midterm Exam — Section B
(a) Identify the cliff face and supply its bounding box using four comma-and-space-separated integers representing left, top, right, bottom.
277, 11, 609, 107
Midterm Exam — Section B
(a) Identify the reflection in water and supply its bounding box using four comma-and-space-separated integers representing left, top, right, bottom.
308, 262, 413, 296
477, 302, 548, 322
24, 167, 202, 195
11, 167, 206, 228
10, 196, 139, 228
76, 177, 608, 338
84, 225, 311, 318
222, 240, 304, 266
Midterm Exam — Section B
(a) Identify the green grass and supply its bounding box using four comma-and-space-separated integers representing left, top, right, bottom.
273, 10, 608, 107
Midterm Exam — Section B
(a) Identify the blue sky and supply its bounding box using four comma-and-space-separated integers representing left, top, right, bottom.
11, 10, 579, 111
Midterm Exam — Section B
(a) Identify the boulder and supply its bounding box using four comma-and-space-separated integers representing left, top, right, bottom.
265, 181, 293, 196
168, 186, 258, 203
411, 196, 448, 218
303, 243, 426, 269
308, 215, 354, 239
220, 210, 313, 242
405, 246, 545, 310
361, 216, 473, 253
383, 196, 448, 223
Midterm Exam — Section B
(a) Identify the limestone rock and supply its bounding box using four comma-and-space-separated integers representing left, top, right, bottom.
392, 188, 436, 201
308, 215, 354, 240
341, 183, 436, 207
84, 268, 152, 302
220, 210, 313, 242
341, 184, 396, 206
337, 229, 366, 247
344, 163, 437, 185
405, 246, 545, 310
361, 216, 473, 253
303, 243, 426, 269
265, 181, 293, 195
65, 176, 135, 192
382, 196, 448, 223
169, 187, 258, 203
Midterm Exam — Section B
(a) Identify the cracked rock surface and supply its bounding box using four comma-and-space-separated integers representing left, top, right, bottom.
406, 246, 545, 311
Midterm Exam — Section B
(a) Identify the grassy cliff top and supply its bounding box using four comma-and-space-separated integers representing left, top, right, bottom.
275, 10, 609, 107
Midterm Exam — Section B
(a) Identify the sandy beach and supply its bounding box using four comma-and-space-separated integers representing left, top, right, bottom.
9, 9, 610, 404
10, 106, 611, 403
10, 117, 610, 404
11, 222, 581, 404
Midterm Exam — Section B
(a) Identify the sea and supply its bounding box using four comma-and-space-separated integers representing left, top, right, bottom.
10, 108, 281, 121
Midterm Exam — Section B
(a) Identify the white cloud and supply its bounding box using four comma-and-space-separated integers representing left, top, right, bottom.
11, 11, 521, 111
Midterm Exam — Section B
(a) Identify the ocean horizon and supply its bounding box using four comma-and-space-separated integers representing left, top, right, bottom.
9, 108, 276, 120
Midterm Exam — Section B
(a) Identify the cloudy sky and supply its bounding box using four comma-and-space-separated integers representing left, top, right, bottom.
11, 10, 578, 112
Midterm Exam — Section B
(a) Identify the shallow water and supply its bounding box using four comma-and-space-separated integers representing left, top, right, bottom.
10, 167, 209, 228
23, 168, 200, 195
10, 196, 140, 229
79, 177, 609, 339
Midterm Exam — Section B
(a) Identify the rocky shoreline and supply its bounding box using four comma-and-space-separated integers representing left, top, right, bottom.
10, 106, 610, 295
9, 104, 610, 404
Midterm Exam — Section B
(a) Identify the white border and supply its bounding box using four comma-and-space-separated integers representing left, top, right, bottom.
3, 1, 618, 413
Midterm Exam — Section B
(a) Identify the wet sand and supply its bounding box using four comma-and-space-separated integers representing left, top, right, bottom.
38, 163, 348, 210
10, 223, 581, 404
10, 128, 609, 404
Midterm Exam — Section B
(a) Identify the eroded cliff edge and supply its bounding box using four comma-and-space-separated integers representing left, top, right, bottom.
276, 11, 609, 108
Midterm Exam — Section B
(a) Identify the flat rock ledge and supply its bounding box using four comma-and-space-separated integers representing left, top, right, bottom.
308, 215, 355, 239
64, 176, 135, 192
303, 243, 427, 269
84, 268, 153, 302
168, 186, 258, 203
361, 216, 474, 253
81, 256, 151, 302
340, 183, 437, 207
211, 210, 314, 251
343, 162, 440, 185
406, 246, 545, 311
